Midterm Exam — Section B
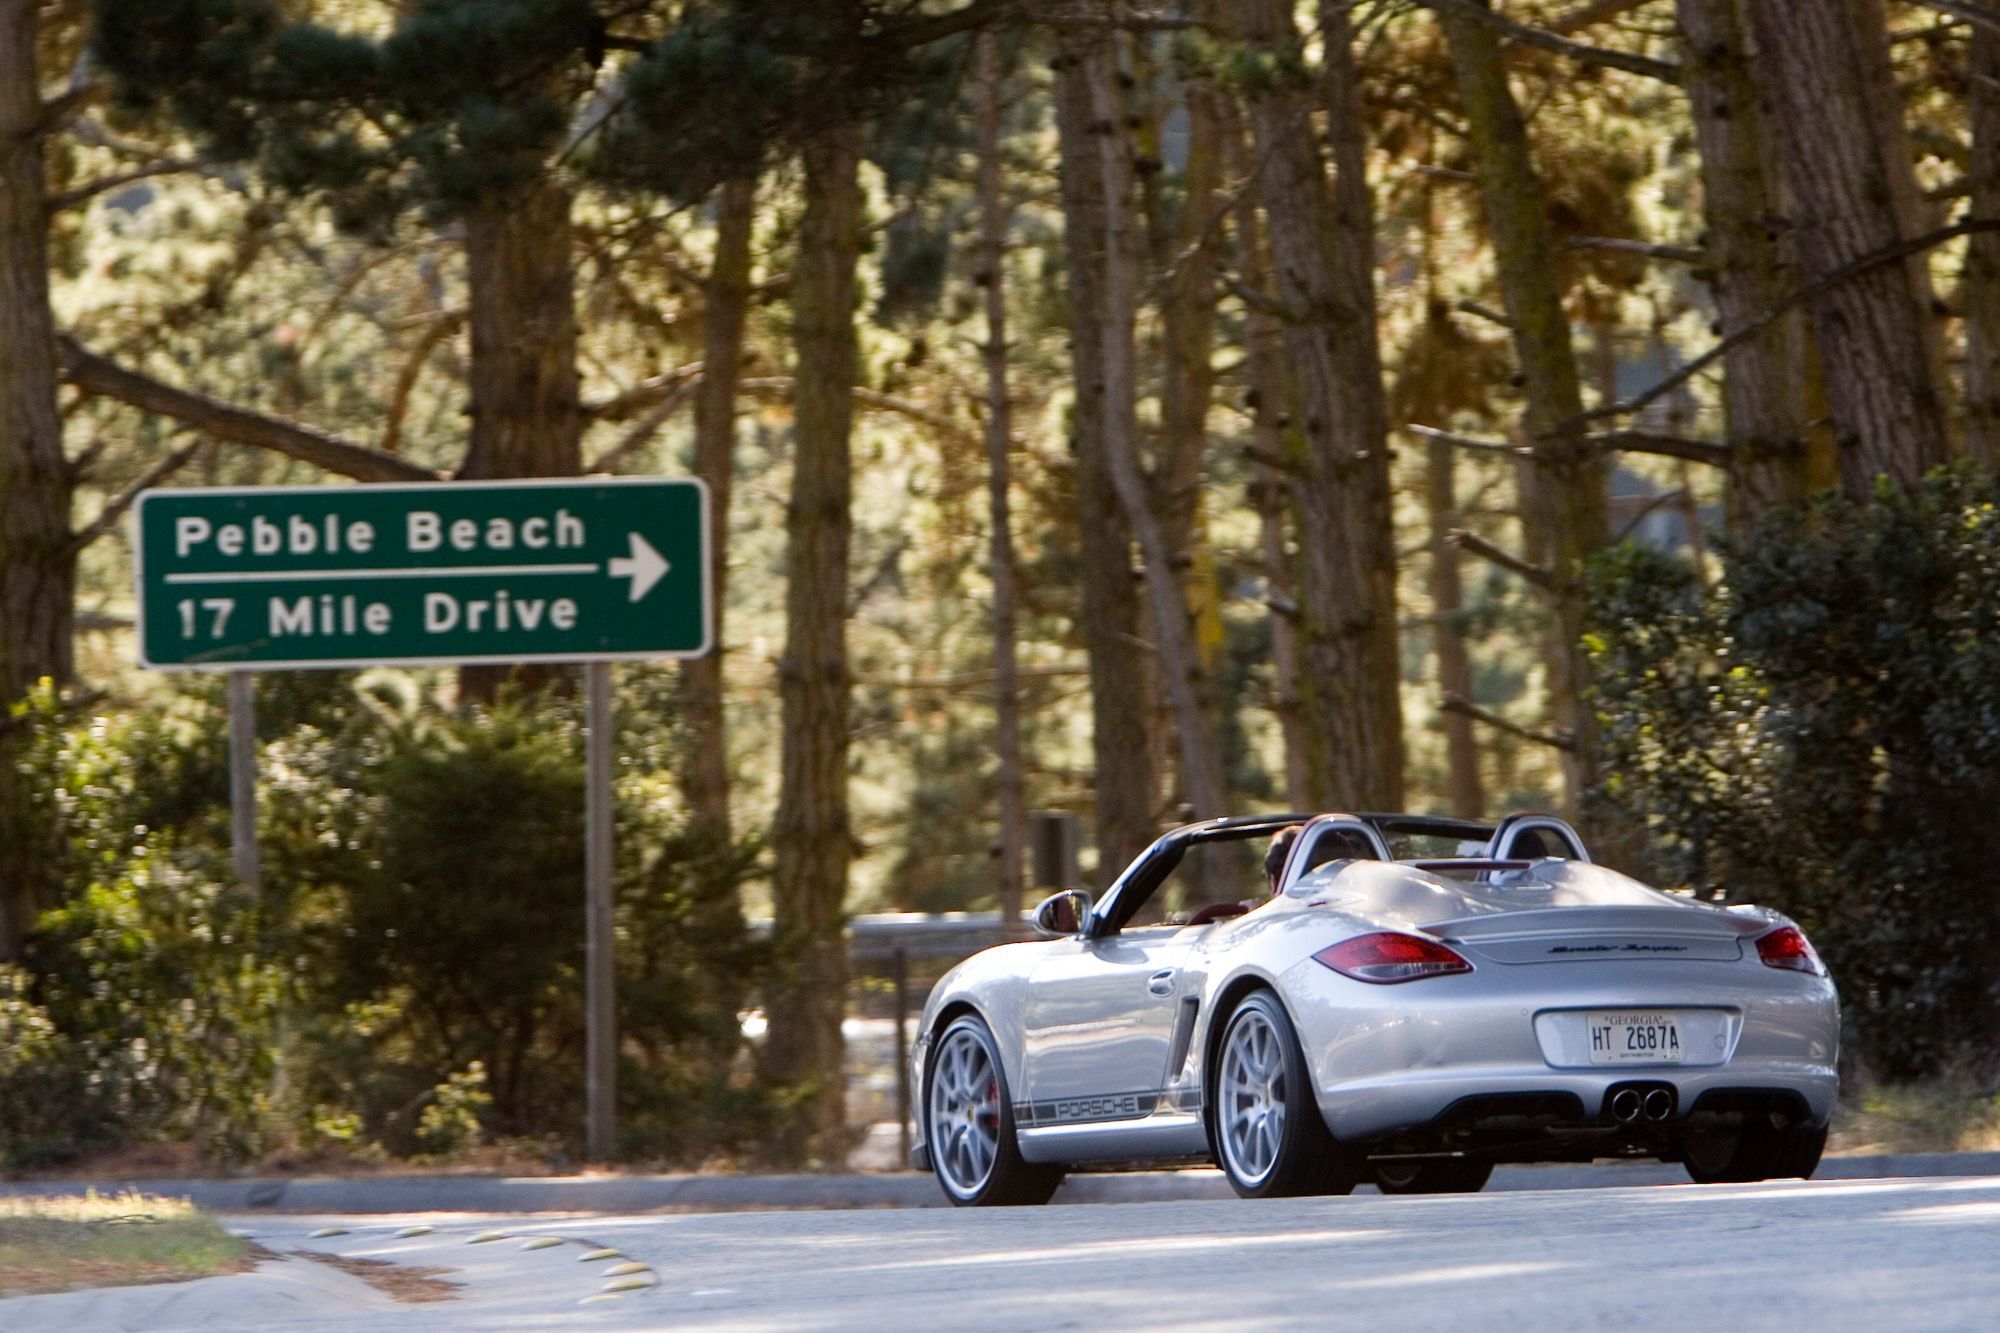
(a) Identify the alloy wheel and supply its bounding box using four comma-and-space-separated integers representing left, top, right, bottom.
928, 1026, 1002, 1198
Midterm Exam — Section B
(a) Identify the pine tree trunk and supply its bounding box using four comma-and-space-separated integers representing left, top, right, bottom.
457, 178, 583, 700
0, 0, 73, 961
1966, 24, 2000, 469
678, 176, 755, 854
975, 33, 1027, 930
1235, 0, 1403, 811
1077, 18, 1228, 824
1053, 31, 1158, 878
1428, 435, 1484, 819
1439, 0, 1609, 813
1676, 0, 1810, 524
765, 126, 860, 1162
1744, 0, 1950, 495
1223, 100, 1310, 810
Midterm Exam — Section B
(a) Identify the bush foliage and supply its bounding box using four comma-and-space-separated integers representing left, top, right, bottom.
2, 673, 771, 1169
1589, 467, 2000, 1078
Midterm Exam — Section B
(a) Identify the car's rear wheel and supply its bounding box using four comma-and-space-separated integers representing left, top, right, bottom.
925, 1014, 1064, 1206
1372, 1158, 1494, 1194
1681, 1120, 1827, 1184
1211, 989, 1360, 1198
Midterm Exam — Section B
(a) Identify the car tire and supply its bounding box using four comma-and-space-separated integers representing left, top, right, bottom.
1210, 989, 1361, 1199
924, 1014, 1064, 1206
1681, 1121, 1828, 1184
1373, 1159, 1494, 1195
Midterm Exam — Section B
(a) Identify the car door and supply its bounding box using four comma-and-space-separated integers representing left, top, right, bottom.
1019, 925, 1196, 1124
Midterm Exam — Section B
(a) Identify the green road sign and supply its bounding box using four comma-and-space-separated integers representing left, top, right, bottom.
134, 477, 709, 669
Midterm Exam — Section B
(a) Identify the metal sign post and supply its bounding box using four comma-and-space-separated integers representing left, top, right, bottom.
227, 670, 260, 898
584, 661, 616, 1161
133, 476, 711, 1162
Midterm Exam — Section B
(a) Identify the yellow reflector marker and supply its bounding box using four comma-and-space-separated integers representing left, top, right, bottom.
579, 1293, 622, 1305
521, 1236, 565, 1250
579, 1248, 622, 1262
394, 1225, 434, 1238
603, 1275, 655, 1293
307, 1227, 348, 1239
604, 1261, 651, 1276
468, 1230, 510, 1244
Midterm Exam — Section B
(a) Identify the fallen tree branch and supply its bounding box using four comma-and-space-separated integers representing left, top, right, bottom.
1551, 217, 2000, 436
1448, 528, 1556, 592
1442, 692, 1575, 752
57, 337, 440, 484
1421, 0, 1682, 83
68, 441, 203, 555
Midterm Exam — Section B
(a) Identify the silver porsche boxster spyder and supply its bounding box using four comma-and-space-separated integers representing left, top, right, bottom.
911, 812, 1839, 1205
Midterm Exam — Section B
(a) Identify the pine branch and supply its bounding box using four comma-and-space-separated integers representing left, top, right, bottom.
57, 337, 440, 484
1409, 424, 1524, 456
1420, 0, 1682, 83
1441, 692, 1575, 752
583, 362, 704, 421
1452, 300, 1515, 329
67, 442, 202, 556
1568, 235, 1704, 264
1448, 529, 1556, 592
49, 161, 205, 211
1591, 430, 1731, 467
586, 379, 702, 474
1552, 217, 2000, 436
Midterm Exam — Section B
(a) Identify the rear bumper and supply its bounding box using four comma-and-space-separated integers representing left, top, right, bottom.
1277, 954, 1840, 1143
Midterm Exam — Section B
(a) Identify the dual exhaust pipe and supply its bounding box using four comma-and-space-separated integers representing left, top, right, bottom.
1609, 1085, 1675, 1124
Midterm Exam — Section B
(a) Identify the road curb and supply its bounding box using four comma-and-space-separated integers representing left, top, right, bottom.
6, 1151, 1996, 1214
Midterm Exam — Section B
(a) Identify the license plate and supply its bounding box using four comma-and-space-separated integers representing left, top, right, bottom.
1585, 1010, 1685, 1065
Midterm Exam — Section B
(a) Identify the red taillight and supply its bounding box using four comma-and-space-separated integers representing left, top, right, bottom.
1755, 925, 1822, 974
1314, 932, 1473, 984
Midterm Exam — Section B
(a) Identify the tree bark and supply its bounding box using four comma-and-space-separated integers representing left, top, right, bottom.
1967, 23, 2000, 468
1235, 0, 1403, 811
0, 0, 73, 961
1744, 0, 1950, 496
1077, 17, 1228, 825
765, 126, 861, 1163
1226, 114, 1311, 810
458, 179, 584, 701
677, 176, 755, 856
1428, 434, 1485, 819
974, 33, 1027, 931
1053, 29, 1158, 880
1438, 0, 1610, 814
1676, 0, 1810, 524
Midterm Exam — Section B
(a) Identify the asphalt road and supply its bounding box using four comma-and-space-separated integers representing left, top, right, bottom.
7, 1175, 1999, 1331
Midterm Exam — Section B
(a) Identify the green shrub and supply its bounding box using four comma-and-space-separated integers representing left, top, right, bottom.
1589, 467, 2000, 1077
7, 673, 774, 1167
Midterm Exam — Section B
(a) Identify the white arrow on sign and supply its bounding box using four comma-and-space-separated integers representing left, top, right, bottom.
607, 532, 670, 602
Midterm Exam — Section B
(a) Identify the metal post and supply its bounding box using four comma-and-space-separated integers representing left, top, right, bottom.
892, 946, 911, 1169
227, 671, 260, 899
585, 662, 616, 1161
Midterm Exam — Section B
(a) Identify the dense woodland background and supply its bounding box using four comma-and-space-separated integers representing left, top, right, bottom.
3, 0, 1999, 1167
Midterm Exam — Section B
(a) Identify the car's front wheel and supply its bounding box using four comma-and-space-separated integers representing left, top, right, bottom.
1211, 989, 1361, 1198
924, 1014, 1064, 1206
1373, 1159, 1494, 1194
1681, 1121, 1827, 1184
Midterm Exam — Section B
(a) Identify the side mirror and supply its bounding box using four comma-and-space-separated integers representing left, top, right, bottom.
1033, 889, 1093, 938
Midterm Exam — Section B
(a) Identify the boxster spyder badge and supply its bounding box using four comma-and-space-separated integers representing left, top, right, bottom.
910, 812, 1838, 1205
